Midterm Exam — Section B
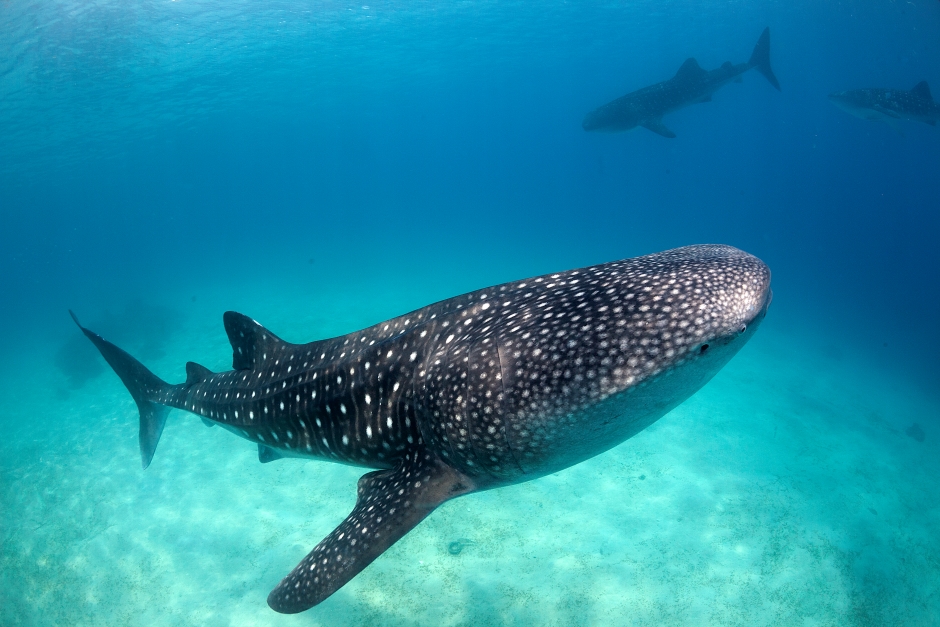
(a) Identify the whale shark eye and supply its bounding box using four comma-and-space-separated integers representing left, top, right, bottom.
739, 324, 747, 333
699, 344, 709, 354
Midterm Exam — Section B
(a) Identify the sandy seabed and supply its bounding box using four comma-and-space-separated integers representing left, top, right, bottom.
2, 282, 938, 627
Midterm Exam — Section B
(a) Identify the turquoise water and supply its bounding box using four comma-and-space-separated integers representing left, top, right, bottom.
1, 1, 938, 625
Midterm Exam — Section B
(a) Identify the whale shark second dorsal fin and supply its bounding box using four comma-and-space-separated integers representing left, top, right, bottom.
185, 361, 213, 386
223, 311, 291, 370
675, 57, 706, 80
912, 81, 932, 101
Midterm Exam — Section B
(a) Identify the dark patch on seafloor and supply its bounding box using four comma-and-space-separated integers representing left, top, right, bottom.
905, 423, 925, 443
447, 538, 474, 555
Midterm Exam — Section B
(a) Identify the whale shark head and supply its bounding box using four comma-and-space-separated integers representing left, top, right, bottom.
582, 100, 642, 132
496, 244, 773, 477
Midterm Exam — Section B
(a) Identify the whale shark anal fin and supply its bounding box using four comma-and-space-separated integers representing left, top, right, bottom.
258, 444, 284, 463
267, 450, 475, 613
642, 119, 677, 138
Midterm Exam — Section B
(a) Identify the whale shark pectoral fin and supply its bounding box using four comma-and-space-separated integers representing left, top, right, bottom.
258, 444, 284, 463
873, 105, 901, 119
875, 112, 905, 135
697, 94, 713, 103
267, 450, 475, 613
642, 119, 676, 138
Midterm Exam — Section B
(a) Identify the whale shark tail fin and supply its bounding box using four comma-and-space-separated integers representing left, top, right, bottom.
69, 310, 174, 469
749, 27, 781, 91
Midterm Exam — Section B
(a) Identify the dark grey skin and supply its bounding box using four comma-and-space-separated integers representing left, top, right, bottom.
583, 28, 781, 138
73, 244, 772, 613
829, 82, 940, 132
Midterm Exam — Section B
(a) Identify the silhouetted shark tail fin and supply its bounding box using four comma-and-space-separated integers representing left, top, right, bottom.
69, 310, 174, 469
749, 27, 781, 91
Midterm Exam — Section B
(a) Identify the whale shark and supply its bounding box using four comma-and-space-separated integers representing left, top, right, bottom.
829, 82, 940, 132
72, 244, 772, 613
582, 28, 781, 137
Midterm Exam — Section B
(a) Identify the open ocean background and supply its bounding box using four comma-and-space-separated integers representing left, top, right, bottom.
2, 1, 938, 625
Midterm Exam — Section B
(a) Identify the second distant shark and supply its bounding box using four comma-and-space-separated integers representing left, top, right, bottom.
582, 28, 781, 138
829, 82, 940, 132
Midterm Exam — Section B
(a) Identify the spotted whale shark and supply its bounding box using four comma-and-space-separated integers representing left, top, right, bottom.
829, 82, 940, 132
72, 244, 772, 613
582, 28, 781, 137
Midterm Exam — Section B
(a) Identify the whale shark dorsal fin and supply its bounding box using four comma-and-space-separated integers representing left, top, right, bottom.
642, 118, 677, 138
675, 57, 705, 80
267, 450, 475, 612
223, 311, 290, 370
912, 81, 932, 101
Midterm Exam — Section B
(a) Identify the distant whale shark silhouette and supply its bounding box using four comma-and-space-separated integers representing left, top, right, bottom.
72, 244, 772, 613
829, 82, 940, 133
583, 28, 781, 138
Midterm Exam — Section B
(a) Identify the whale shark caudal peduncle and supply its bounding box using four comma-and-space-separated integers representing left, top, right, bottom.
582, 28, 781, 138
72, 244, 772, 613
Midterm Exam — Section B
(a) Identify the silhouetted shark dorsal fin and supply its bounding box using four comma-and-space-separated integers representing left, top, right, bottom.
912, 81, 932, 101
675, 57, 706, 80
642, 118, 677, 138
223, 311, 291, 370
